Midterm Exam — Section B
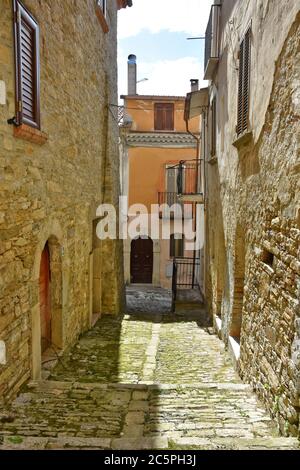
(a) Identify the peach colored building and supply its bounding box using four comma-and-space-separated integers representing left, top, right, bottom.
120, 56, 201, 288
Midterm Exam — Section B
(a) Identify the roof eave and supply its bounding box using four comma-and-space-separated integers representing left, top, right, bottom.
117, 0, 133, 10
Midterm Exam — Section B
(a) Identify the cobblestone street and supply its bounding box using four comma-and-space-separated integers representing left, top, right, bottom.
0, 288, 298, 450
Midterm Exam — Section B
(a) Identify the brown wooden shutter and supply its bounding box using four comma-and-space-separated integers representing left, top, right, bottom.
211, 97, 217, 156
97, 0, 107, 16
170, 234, 175, 258
154, 103, 174, 130
165, 103, 174, 130
170, 234, 184, 258
154, 103, 163, 130
237, 26, 251, 136
13, 0, 40, 129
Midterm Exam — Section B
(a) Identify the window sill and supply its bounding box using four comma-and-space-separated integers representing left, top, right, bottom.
232, 130, 253, 149
95, 6, 109, 33
14, 124, 48, 145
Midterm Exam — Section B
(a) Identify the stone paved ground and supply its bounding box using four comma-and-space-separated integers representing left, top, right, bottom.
0, 287, 299, 450
126, 286, 172, 314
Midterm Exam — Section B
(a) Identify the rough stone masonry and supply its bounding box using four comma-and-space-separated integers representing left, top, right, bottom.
0, 0, 124, 403
204, 1, 300, 437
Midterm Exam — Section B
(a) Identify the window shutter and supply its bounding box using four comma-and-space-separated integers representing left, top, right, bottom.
211, 97, 217, 156
97, 0, 107, 17
165, 104, 174, 130
237, 26, 251, 136
170, 234, 175, 258
154, 103, 174, 131
242, 27, 251, 132
154, 104, 163, 130
170, 234, 184, 258
14, 0, 40, 129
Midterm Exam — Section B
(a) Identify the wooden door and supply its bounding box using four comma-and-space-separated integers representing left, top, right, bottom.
130, 237, 153, 284
39, 244, 51, 353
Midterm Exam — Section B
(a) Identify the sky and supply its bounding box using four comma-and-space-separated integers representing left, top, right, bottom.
118, 0, 212, 98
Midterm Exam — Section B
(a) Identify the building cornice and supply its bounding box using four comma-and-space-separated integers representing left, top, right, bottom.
126, 132, 198, 148
121, 95, 186, 101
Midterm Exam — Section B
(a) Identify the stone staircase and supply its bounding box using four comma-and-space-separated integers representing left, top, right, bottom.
0, 304, 299, 450
0, 380, 299, 450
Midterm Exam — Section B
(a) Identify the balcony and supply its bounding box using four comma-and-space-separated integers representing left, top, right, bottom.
176, 160, 204, 203
204, 4, 221, 80
157, 192, 193, 219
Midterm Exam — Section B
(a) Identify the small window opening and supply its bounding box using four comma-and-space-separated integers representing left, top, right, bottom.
262, 249, 274, 268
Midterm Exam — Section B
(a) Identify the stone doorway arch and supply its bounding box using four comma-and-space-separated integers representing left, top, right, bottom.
230, 227, 246, 342
32, 232, 63, 380
39, 242, 51, 353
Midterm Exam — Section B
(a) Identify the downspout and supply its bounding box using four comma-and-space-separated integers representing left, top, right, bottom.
184, 118, 201, 288
202, 109, 208, 297
185, 119, 201, 192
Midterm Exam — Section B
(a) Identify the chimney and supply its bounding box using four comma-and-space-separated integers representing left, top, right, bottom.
190, 79, 199, 92
128, 54, 137, 95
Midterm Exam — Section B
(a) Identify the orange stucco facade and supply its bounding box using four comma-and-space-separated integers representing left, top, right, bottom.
122, 95, 200, 288
128, 147, 198, 211
124, 97, 200, 134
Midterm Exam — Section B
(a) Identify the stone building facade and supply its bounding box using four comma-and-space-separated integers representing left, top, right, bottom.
120, 57, 201, 288
0, 0, 130, 403
201, 0, 300, 435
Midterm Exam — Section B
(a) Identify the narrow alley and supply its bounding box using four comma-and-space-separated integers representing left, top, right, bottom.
0, 288, 298, 450
1, 0, 299, 458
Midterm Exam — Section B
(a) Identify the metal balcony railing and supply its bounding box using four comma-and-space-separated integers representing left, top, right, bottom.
171, 257, 201, 310
177, 160, 202, 196
204, 4, 221, 80
158, 192, 179, 206
165, 160, 202, 199
158, 192, 193, 219
158, 192, 182, 219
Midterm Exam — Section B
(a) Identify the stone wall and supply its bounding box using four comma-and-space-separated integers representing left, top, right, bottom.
205, 0, 300, 436
0, 0, 124, 403
238, 15, 300, 435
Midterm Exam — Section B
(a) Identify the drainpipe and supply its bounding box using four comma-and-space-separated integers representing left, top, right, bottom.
184, 117, 201, 288
202, 109, 208, 297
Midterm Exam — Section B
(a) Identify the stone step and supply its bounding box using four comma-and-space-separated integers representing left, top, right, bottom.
0, 380, 280, 443
27, 380, 252, 391
0, 435, 298, 450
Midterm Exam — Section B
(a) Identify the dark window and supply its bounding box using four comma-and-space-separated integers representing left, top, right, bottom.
211, 96, 217, 156
96, 0, 106, 17
154, 103, 174, 131
170, 234, 184, 258
262, 249, 274, 268
13, 0, 40, 129
236, 26, 251, 136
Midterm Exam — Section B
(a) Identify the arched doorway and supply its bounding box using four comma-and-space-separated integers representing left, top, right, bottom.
230, 228, 246, 342
130, 237, 153, 284
32, 228, 63, 380
39, 243, 51, 353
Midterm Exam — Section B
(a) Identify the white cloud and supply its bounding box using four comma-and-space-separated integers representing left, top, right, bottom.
118, 0, 212, 39
117, 1, 211, 98
118, 52, 207, 98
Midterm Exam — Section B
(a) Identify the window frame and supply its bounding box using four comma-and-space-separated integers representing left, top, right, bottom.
236, 25, 251, 137
211, 96, 217, 157
95, 0, 109, 33
170, 234, 184, 258
97, 0, 107, 17
13, 0, 40, 129
154, 102, 174, 131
